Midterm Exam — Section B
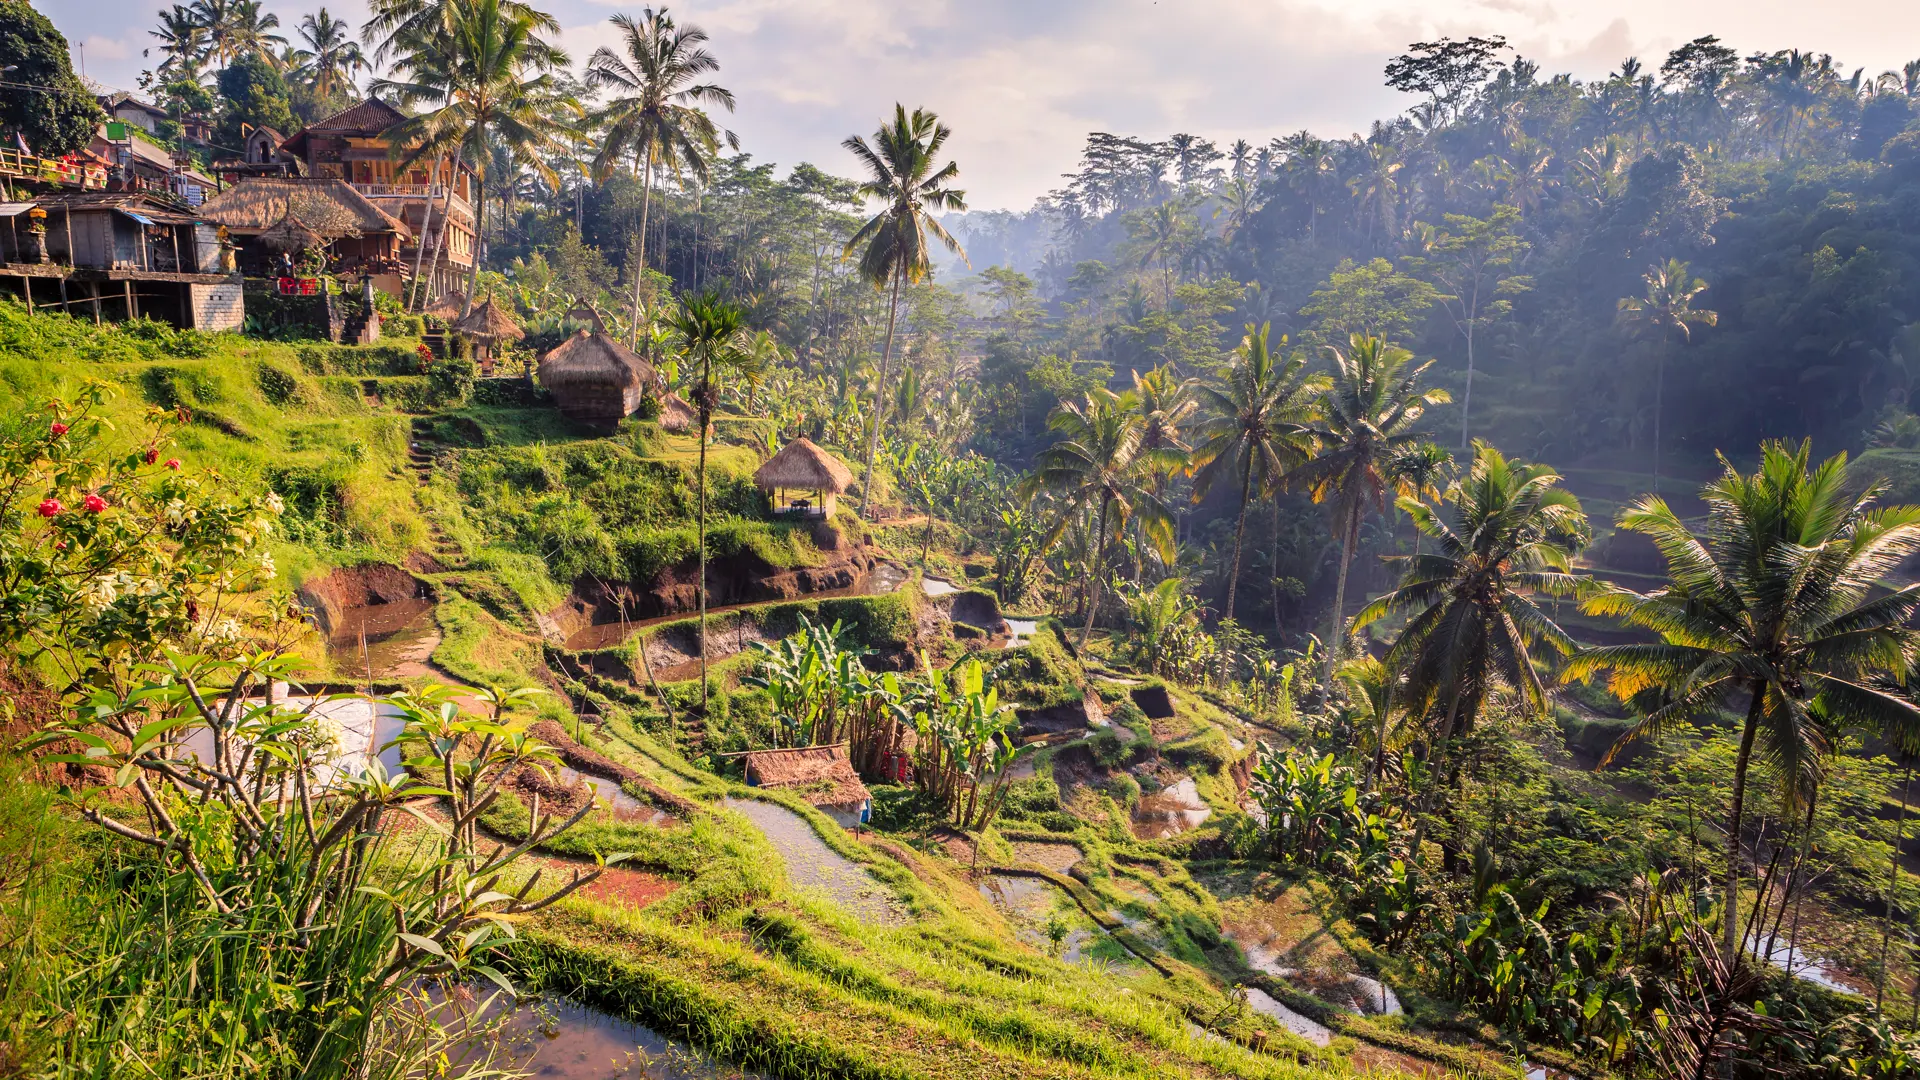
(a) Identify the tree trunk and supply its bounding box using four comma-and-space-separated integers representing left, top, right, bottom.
628, 146, 655, 350
1880, 762, 1911, 1007
1270, 497, 1285, 637
411, 145, 466, 313
1724, 686, 1766, 958
858, 264, 903, 518
1653, 344, 1665, 496
1324, 500, 1359, 690
460, 165, 485, 316
1459, 319, 1476, 450
1079, 496, 1113, 653
696, 355, 712, 714
1220, 469, 1253, 683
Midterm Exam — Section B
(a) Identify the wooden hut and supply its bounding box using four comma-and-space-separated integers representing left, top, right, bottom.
657, 392, 699, 434
536, 329, 654, 431
741, 744, 871, 827
754, 438, 853, 518
197, 177, 409, 276
451, 298, 523, 366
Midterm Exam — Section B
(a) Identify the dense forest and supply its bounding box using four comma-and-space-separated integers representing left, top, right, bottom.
8, 1, 1920, 1077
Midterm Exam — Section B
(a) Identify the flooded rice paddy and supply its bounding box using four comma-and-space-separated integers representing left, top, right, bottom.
1132, 777, 1213, 839
721, 797, 902, 925
327, 597, 440, 679
444, 988, 759, 1079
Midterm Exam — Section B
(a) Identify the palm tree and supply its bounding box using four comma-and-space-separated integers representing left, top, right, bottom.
668, 290, 751, 712
1387, 441, 1453, 561
192, 0, 284, 66
1356, 445, 1588, 790
1028, 388, 1174, 653
1347, 140, 1402, 244
1136, 201, 1187, 301
293, 8, 367, 101
1129, 366, 1196, 493
376, 0, 573, 314
148, 6, 208, 83
1566, 442, 1920, 957
585, 8, 737, 349
1217, 178, 1262, 244
842, 105, 968, 518
1293, 335, 1450, 688
1189, 324, 1322, 630
1617, 258, 1716, 495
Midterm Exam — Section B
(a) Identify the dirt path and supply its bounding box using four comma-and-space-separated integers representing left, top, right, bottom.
721, 797, 904, 926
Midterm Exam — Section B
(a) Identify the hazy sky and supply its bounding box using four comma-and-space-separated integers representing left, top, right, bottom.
46, 0, 1920, 209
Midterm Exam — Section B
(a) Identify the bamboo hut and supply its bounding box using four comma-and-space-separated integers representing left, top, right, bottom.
423, 290, 467, 321
754, 437, 853, 518
451, 298, 523, 365
197, 178, 408, 275
741, 744, 871, 827
536, 329, 655, 432
256, 215, 326, 256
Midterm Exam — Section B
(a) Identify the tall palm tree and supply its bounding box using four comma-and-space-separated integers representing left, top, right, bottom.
1294, 335, 1450, 688
1387, 441, 1453, 561
585, 8, 737, 349
148, 6, 209, 83
1190, 324, 1323, 629
842, 105, 968, 518
376, 0, 573, 314
1356, 445, 1588, 789
1129, 366, 1196, 494
293, 9, 367, 102
1568, 443, 1920, 957
1617, 258, 1716, 495
192, 0, 284, 67
1136, 201, 1187, 302
668, 290, 751, 712
1028, 388, 1174, 653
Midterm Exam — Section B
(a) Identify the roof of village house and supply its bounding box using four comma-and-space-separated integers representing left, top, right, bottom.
31, 190, 203, 226
658, 393, 698, 432
452, 298, 524, 341
89, 126, 217, 187
97, 93, 169, 120
198, 178, 410, 239
257, 215, 328, 253
537, 330, 653, 390
741, 745, 870, 809
754, 438, 854, 493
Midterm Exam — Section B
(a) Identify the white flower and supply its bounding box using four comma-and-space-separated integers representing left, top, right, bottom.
78, 576, 118, 617
309, 713, 352, 761
254, 516, 274, 537
257, 552, 276, 577
264, 491, 284, 515
204, 617, 241, 642
164, 499, 188, 526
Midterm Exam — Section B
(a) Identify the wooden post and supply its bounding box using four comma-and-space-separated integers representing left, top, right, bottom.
170, 229, 181, 274
62, 209, 72, 266
21, 275, 29, 310
125, 280, 136, 320
57, 274, 67, 313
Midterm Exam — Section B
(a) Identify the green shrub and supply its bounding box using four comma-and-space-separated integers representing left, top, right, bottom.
255, 361, 302, 406
427, 357, 475, 407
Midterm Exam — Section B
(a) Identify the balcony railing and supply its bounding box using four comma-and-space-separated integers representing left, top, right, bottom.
0, 149, 106, 189
352, 182, 472, 215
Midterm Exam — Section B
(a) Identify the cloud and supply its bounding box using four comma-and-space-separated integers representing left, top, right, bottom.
79, 34, 134, 64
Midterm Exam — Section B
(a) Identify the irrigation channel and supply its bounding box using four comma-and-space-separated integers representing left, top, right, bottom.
442, 985, 760, 1079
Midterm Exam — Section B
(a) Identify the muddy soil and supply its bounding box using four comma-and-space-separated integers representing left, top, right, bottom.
298, 562, 432, 637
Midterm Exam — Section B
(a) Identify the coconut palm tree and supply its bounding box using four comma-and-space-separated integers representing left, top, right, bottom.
1028, 388, 1174, 653
148, 6, 209, 83
1356, 444, 1588, 790
1189, 323, 1323, 630
585, 8, 737, 349
376, 0, 573, 315
292, 8, 367, 102
1293, 335, 1450, 688
192, 0, 285, 66
1129, 366, 1196, 492
842, 104, 968, 518
1566, 441, 1920, 957
668, 290, 751, 712
1387, 441, 1453, 561
1617, 258, 1716, 494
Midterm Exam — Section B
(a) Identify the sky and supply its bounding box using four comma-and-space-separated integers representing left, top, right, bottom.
45, 0, 1920, 210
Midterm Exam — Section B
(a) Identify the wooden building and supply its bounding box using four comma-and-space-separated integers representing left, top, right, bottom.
273, 98, 477, 300
451, 298, 523, 366
537, 330, 655, 431
754, 438, 854, 518
0, 191, 242, 330
740, 745, 872, 828
197, 177, 410, 278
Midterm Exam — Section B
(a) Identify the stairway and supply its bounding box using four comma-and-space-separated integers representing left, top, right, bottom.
408, 419, 469, 571
341, 307, 381, 345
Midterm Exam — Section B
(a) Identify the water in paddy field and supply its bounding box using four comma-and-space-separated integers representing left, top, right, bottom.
721, 797, 902, 925
1131, 777, 1212, 839
562, 564, 910, 651
558, 765, 678, 826
443, 987, 759, 1079
1002, 618, 1038, 649
1242, 988, 1333, 1046
920, 575, 961, 596
1755, 936, 1854, 992
326, 597, 439, 679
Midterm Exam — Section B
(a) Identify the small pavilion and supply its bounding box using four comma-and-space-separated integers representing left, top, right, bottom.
452, 298, 524, 368
754, 437, 853, 519
740, 744, 871, 827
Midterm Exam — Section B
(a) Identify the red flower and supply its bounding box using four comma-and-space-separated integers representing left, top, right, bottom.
36, 498, 61, 517
49, 422, 68, 437
83, 494, 107, 514
165, 458, 182, 470
144, 447, 160, 465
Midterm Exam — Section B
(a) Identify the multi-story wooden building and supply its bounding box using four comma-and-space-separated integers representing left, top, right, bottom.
273, 98, 477, 302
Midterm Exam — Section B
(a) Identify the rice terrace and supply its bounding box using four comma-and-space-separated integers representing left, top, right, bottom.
6, 0, 1920, 1076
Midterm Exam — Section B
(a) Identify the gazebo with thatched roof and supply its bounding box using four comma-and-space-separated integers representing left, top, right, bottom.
657, 393, 699, 434
451, 298, 523, 365
537, 329, 655, 431
740, 744, 871, 827
755, 437, 853, 518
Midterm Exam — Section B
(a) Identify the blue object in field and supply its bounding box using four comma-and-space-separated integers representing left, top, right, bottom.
860, 799, 871, 824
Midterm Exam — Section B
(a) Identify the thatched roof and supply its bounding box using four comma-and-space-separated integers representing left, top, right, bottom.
257, 214, 327, 253
658, 393, 698, 433
754, 438, 853, 493
423, 290, 467, 320
538, 330, 652, 392
453, 298, 524, 342
198, 178, 409, 239
742, 745, 870, 810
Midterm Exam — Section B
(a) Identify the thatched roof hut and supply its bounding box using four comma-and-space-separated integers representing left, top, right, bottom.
741, 744, 871, 826
257, 214, 326, 254
199, 177, 408, 241
657, 393, 699, 434
754, 438, 853, 517
537, 330, 654, 431
423, 290, 467, 321
453, 298, 524, 343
